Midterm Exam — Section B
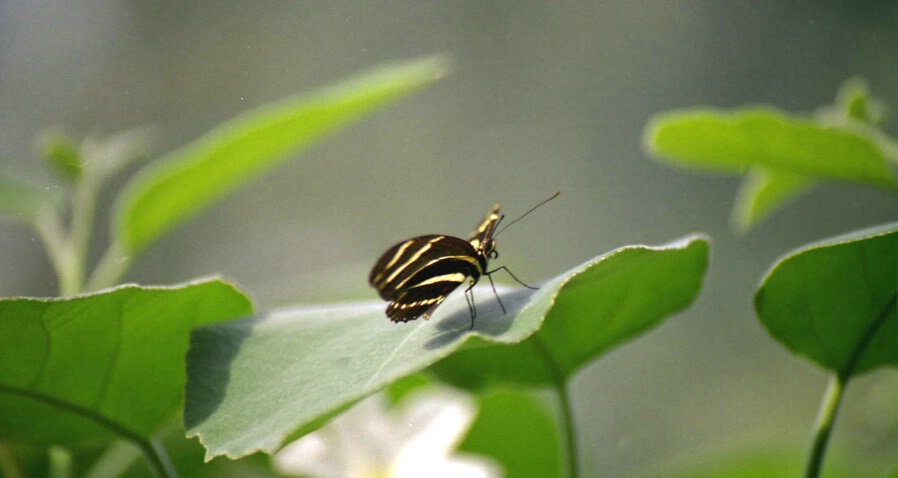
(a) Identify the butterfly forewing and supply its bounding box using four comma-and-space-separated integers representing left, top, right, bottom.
369, 206, 502, 323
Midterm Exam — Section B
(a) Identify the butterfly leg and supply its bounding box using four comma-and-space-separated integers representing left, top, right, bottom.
464, 280, 478, 330
487, 265, 539, 290
485, 272, 507, 315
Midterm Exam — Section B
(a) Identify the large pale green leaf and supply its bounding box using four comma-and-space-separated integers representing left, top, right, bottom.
0, 279, 251, 445
643, 107, 897, 191
430, 236, 709, 388
755, 222, 898, 376
114, 55, 448, 254
184, 236, 708, 460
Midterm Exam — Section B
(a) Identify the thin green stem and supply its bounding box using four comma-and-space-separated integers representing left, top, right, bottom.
556, 383, 580, 478
85, 241, 133, 292
528, 336, 580, 478
33, 207, 74, 294
138, 439, 178, 478
804, 292, 897, 477
62, 178, 100, 295
804, 374, 845, 478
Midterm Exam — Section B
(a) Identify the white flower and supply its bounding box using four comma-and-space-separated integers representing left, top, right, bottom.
273, 388, 502, 478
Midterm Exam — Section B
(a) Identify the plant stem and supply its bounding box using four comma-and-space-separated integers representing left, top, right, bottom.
804, 374, 846, 478
138, 439, 178, 478
62, 178, 100, 295
85, 241, 132, 292
556, 383, 580, 478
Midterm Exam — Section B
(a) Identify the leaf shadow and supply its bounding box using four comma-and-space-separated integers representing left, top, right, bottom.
425, 287, 536, 349
183, 315, 256, 430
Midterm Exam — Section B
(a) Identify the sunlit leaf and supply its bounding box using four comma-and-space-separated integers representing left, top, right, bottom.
114, 55, 449, 254
643, 107, 897, 191
731, 167, 817, 232
0, 280, 251, 446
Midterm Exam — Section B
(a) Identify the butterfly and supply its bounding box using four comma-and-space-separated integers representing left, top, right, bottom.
368, 193, 558, 329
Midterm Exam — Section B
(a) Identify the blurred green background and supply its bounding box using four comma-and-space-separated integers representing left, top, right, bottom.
1, 2, 896, 476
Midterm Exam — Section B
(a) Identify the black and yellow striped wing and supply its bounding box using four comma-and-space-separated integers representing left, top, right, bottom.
369, 235, 486, 322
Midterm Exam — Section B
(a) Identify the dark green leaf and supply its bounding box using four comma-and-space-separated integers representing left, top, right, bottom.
459, 390, 563, 478
184, 236, 708, 459
0, 279, 251, 446
755, 222, 898, 376
114, 55, 449, 254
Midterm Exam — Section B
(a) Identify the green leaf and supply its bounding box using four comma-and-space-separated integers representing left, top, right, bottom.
815, 77, 885, 127
0, 279, 251, 446
643, 107, 898, 191
0, 176, 61, 224
755, 222, 898, 376
459, 390, 563, 478
731, 167, 817, 233
184, 236, 708, 460
114, 55, 449, 254
430, 236, 709, 388
36, 130, 82, 181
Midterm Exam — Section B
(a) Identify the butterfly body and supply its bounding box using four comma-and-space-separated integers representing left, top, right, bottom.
369, 204, 501, 325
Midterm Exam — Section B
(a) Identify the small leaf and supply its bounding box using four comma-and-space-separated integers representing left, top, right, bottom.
184, 236, 708, 460
755, 222, 898, 376
0, 176, 61, 224
114, 55, 449, 254
731, 167, 817, 233
459, 390, 563, 478
0, 279, 251, 446
643, 107, 898, 191
36, 130, 82, 181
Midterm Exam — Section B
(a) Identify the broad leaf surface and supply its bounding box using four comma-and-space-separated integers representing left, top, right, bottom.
430, 236, 709, 388
114, 55, 448, 254
0, 280, 251, 445
643, 107, 897, 191
755, 222, 898, 376
184, 236, 708, 459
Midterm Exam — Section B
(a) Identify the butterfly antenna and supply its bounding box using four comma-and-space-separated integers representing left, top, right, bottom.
494, 191, 560, 237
